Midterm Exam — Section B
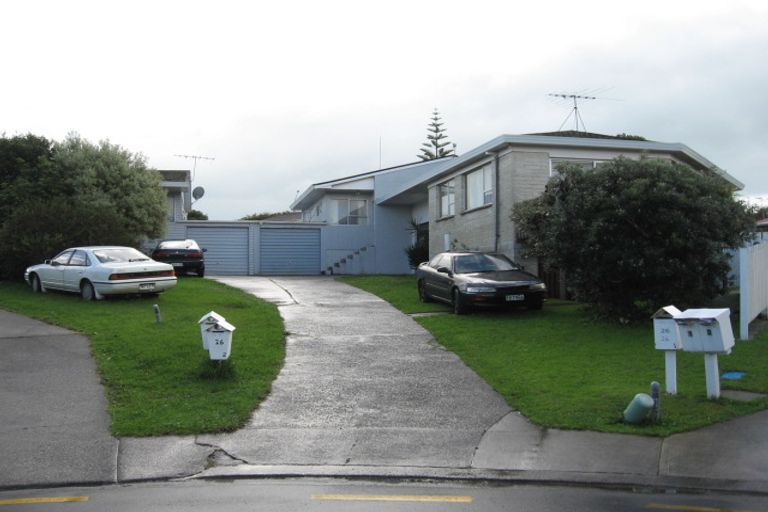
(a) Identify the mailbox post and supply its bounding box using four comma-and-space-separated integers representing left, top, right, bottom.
652, 305, 682, 395
674, 308, 734, 399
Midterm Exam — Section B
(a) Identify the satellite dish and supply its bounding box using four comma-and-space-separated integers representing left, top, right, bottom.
192, 186, 205, 200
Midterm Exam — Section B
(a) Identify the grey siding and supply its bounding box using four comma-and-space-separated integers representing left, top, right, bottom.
261, 228, 321, 275
187, 226, 249, 275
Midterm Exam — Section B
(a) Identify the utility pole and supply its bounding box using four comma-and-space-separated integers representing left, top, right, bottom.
173, 154, 215, 183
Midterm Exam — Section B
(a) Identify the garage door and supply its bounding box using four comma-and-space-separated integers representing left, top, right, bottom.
260, 228, 320, 275
187, 226, 249, 275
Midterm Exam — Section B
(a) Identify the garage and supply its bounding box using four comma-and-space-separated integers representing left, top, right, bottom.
187, 226, 249, 275
260, 227, 321, 275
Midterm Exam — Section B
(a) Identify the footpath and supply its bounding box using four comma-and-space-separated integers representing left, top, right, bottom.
1, 276, 767, 494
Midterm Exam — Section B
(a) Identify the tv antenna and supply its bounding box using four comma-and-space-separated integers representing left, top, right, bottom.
548, 93, 601, 132
173, 154, 215, 182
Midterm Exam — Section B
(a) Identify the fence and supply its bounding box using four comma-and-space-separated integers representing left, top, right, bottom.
739, 242, 768, 339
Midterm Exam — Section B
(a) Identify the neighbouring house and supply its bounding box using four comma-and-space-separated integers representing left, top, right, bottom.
159, 170, 192, 222
159, 132, 743, 277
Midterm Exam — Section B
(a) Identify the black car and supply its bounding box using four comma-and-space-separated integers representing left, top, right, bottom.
416, 252, 547, 314
151, 239, 206, 277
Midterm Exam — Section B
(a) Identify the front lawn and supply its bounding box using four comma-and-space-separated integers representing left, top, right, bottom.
339, 275, 768, 435
0, 278, 285, 436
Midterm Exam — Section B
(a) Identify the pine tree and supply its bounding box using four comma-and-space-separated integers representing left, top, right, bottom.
417, 108, 456, 161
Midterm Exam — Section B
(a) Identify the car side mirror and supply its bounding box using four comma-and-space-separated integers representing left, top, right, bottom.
202, 248, 208, 253
437, 266, 451, 275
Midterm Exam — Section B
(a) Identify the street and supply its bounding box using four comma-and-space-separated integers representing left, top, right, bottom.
1, 479, 766, 512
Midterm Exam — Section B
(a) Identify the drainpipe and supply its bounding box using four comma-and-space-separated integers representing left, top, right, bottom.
485, 150, 501, 253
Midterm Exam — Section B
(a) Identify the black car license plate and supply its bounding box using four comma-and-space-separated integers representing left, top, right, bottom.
506, 294, 525, 301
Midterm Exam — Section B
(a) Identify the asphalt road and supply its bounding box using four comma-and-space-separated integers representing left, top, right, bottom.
1, 479, 767, 512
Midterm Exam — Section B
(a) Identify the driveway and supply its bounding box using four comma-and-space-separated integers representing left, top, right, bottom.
200, 276, 513, 467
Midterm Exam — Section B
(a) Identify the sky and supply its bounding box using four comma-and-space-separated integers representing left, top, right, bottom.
3, 0, 768, 219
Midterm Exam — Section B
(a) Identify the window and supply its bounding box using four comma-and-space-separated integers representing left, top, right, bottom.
438, 180, 455, 217
52, 250, 73, 265
465, 164, 493, 210
550, 158, 608, 177
69, 250, 89, 266
330, 198, 368, 225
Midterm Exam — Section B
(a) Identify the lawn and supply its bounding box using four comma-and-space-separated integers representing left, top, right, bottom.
339, 275, 768, 436
0, 278, 285, 437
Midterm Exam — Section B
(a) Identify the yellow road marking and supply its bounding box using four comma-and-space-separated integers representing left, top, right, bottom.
312, 494, 473, 503
0, 496, 89, 505
646, 503, 755, 512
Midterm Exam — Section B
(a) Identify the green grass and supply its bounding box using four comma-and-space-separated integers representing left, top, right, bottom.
340, 275, 768, 436
0, 278, 285, 437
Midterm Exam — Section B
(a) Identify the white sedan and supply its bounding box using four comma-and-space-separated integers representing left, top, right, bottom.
24, 246, 177, 301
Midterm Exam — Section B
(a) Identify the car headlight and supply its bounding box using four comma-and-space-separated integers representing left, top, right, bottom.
464, 285, 496, 293
530, 282, 547, 291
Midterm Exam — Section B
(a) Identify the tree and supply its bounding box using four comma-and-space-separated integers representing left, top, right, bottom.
511, 157, 754, 320
187, 209, 208, 220
417, 108, 456, 161
0, 133, 167, 279
240, 210, 295, 221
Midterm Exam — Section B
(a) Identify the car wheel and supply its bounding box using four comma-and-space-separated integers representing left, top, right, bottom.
452, 288, 468, 315
418, 280, 431, 303
197, 269, 205, 278
30, 274, 42, 293
529, 298, 543, 310
80, 280, 96, 301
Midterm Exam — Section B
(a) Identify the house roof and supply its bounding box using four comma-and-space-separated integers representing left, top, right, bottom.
417, 134, 743, 190
291, 158, 455, 210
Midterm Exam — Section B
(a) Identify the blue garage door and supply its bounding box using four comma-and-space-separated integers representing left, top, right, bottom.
260, 228, 320, 275
187, 226, 249, 275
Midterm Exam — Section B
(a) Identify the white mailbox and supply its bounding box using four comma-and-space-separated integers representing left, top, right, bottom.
652, 305, 682, 350
198, 311, 226, 350
204, 319, 236, 361
674, 308, 734, 354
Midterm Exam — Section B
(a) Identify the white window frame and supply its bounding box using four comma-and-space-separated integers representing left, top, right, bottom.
330, 198, 368, 225
438, 179, 455, 217
465, 164, 493, 210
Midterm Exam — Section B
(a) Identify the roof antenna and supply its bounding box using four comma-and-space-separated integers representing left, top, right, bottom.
174, 154, 215, 183
548, 93, 599, 132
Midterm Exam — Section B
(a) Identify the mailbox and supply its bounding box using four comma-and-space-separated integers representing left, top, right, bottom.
204, 319, 236, 361
652, 305, 682, 350
198, 311, 226, 350
674, 308, 734, 354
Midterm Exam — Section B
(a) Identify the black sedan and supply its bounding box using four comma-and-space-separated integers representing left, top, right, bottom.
151, 239, 206, 277
416, 252, 547, 314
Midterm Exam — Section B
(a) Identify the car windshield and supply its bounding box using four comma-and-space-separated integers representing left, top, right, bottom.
158, 240, 199, 250
93, 248, 150, 263
454, 254, 521, 274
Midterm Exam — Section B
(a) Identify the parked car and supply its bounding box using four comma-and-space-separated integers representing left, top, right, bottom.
24, 246, 177, 301
416, 252, 547, 314
150, 239, 206, 277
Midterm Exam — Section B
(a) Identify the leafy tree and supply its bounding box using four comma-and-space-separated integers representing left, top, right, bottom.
187, 209, 208, 220
0, 133, 167, 279
511, 157, 753, 320
240, 210, 295, 221
417, 108, 456, 161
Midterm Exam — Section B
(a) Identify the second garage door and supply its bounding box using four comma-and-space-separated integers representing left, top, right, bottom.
260, 228, 320, 275
187, 226, 249, 275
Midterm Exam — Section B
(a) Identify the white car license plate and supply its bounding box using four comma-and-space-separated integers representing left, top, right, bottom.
139, 283, 156, 291
171, 262, 183, 267
506, 294, 525, 302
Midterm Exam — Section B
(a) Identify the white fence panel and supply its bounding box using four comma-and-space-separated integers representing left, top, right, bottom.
739, 243, 768, 339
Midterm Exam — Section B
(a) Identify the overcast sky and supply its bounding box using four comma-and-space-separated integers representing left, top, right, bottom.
4, 0, 767, 219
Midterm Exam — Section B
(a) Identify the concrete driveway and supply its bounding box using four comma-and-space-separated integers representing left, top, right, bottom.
200, 276, 513, 467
